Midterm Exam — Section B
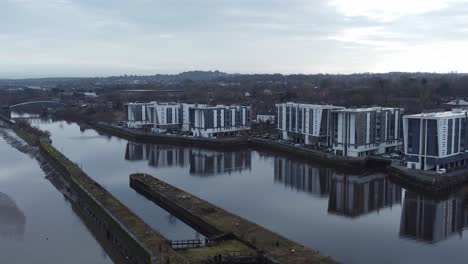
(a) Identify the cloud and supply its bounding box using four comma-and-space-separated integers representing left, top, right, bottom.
1, 0, 468, 77
329, 0, 467, 22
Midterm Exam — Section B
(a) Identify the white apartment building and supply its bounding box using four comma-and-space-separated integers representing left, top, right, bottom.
189, 105, 251, 138
332, 107, 404, 157
276, 103, 344, 146
127, 102, 182, 133
126, 102, 154, 129
256, 114, 276, 124
403, 110, 468, 171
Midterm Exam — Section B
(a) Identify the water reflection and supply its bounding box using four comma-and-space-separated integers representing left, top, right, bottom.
328, 173, 402, 218
400, 191, 468, 243
274, 156, 332, 197
125, 142, 252, 176
26, 118, 468, 263
0, 192, 26, 240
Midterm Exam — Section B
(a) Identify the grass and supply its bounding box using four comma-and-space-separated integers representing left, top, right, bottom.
179, 240, 254, 262
133, 173, 337, 264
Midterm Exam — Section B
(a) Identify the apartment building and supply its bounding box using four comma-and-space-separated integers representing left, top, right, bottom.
126, 102, 181, 132
126, 102, 153, 129
127, 102, 250, 137
189, 105, 251, 138
331, 107, 404, 157
276, 103, 344, 146
403, 110, 468, 171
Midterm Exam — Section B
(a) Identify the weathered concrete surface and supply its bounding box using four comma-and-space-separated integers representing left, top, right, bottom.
389, 164, 468, 194
130, 173, 337, 264
10, 120, 189, 264
92, 122, 365, 169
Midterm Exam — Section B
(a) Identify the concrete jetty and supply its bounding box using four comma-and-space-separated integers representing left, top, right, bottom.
130, 173, 336, 264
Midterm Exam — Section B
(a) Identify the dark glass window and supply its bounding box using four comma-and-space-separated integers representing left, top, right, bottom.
407, 119, 420, 154
426, 120, 439, 156
448, 119, 453, 155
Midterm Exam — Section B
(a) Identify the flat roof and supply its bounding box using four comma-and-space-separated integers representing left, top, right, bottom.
405, 110, 467, 119
276, 102, 344, 109
190, 105, 250, 109
333, 107, 402, 113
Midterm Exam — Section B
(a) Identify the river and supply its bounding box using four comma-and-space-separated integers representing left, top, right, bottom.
15, 117, 468, 263
0, 121, 113, 263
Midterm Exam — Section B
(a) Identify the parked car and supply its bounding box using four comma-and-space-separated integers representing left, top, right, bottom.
390, 153, 400, 158
382, 154, 391, 158
437, 168, 446, 175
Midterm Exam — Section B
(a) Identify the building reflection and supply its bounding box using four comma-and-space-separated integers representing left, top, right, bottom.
0, 192, 26, 239
125, 142, 252, 176
190, 149, 251, 176
328, 173, 402, 218
399, 191, 468, 243
273, 157, 332, 197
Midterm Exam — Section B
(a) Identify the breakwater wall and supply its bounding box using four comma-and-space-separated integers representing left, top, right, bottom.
250, 138, 366, 169
39, 142, 188, 264
130, 173, 336, 264
0, 112, 14, 125
389, 165, 468, 195
91, 122, 366, 169
91, 122, 250, 149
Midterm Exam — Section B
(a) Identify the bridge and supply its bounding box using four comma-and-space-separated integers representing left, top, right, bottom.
9, 101, 66, 109
1, 101, 66, 119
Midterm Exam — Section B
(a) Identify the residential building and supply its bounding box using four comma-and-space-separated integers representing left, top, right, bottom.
443, 99, 468, 110
403, 110, 468, 171
276, 102, 344, 146
256, 114, 276, 124
189, 105, 251, 138
328, 173, 402, 218
332, 107, 404, 157
126, 102, 154, 129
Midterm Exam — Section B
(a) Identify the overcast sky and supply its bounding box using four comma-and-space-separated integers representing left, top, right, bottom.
1, 0, 468, 78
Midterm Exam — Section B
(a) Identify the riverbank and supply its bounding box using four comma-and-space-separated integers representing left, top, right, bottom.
90, 122, 366, 169
4, 120, 188, 264
388, 164, 468, 194
130, 173, 337, 264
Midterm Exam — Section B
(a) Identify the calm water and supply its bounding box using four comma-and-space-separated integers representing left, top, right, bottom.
0, 125, 113, 264
30, 118, 468, 264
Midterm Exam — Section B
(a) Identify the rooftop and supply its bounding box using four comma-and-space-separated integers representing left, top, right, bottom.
405, 109, 467, 118
276, 102, 344, 109
444, 99, 468, 106
333, 107, 402, 113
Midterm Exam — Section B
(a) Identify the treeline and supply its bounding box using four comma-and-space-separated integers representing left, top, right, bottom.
2, 71, 468, 114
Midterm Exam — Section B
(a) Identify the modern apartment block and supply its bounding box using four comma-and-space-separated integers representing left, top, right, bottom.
276, 103, 344, 146
189, 105, 251, 138
126, 102, 154, 129
331, 107, 404, 157
126, 102, 182, 132
403, 110, 468, 171
126, 102, 250, 137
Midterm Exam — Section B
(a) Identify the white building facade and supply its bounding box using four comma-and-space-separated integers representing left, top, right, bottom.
332, 107, 404, 157
127, 102, 182, 133
256, 114, 276, 124
189, 105, 251, 138
276, 103, 344, 146
403, 110, 468, 171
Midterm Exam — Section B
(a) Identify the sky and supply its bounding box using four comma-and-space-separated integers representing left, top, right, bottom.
1, 0, 468, 78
